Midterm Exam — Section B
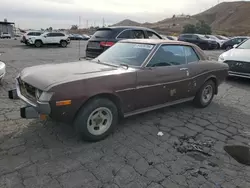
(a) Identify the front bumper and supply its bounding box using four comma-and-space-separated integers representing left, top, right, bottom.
228, 71, 250, 79
8, 78, 51, 119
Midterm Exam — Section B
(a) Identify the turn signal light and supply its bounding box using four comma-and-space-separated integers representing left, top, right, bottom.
56, 100, 72, 106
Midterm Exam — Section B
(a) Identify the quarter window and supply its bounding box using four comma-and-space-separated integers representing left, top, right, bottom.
117, 30, 131, 39
184, 46, 199, 63
131, 30, 145, 39
147, 45, 186, 67
147, 31, 161, 39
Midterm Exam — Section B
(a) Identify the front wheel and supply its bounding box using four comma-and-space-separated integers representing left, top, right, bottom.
34, 40, 42, 48
60, 40, 67, 47
193, 80, 215, 108
74, 98, 118, 142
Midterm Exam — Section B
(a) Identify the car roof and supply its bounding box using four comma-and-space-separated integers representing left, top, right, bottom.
119, 38, 194, 46
98, 26, 157, 32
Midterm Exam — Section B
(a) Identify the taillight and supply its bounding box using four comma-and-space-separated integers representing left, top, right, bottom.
100, 41, 114, 47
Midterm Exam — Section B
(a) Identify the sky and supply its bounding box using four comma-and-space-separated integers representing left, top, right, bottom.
0, 0, 243, 29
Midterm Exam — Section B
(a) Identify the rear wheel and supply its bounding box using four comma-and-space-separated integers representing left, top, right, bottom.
34, 40, 42, 48
193, 80, 215, 108
60, 40, 67, 47
74, 98, 118, 142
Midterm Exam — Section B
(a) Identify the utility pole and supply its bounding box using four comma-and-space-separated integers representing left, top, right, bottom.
86, 20, 88, 28
78, 16, 81, 60
102, 18, 105, 27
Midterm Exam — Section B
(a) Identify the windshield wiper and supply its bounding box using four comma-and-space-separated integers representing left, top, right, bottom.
119, 63, 129, 69
94, 59, 118, 67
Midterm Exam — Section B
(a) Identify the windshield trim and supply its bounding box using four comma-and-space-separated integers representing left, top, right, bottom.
92, 42, 157, 68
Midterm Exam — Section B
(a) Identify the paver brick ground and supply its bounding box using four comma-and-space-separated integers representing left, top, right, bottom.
1, 39, 250, 188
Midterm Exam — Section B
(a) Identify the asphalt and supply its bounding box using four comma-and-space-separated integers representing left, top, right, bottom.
0, 39, 250, 188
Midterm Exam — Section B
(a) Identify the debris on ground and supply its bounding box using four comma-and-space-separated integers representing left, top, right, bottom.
157, 131, 164, 136
174, 135, 215, 157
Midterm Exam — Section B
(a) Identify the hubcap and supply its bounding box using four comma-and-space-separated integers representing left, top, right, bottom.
87, 107, 113, 136
202, 85, 213, 104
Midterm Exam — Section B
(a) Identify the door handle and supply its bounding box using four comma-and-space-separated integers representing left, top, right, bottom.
180, 68, 188, 71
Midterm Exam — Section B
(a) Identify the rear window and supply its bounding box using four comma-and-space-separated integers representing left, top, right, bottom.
92, 29, 113, 38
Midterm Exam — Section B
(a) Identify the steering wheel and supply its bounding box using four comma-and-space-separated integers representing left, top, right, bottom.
151, 62, 172, 67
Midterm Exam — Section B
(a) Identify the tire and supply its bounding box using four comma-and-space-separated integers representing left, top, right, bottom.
74, 98, 118, 142
34, 40, 42, 48
60, 40, 67, 47
193, 80, 215, 108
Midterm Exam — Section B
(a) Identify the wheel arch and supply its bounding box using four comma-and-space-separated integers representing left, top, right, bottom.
204, 75, 218, 94
74, 92, 124, 122
35, 39, 43, 44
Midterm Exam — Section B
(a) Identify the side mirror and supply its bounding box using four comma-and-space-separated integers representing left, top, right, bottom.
233, 44, 237, 48
44, 35, 47, 38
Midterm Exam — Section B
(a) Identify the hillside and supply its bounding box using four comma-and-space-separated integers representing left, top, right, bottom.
112, 19, 141, 27
113, 1, 250, 36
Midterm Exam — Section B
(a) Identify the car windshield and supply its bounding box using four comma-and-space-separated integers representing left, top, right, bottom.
93, 42, 155, 67
236, 39, 250, 49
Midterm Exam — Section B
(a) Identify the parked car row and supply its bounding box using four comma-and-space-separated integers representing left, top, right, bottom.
178, 33, 249, 51
68, 34, 90, 40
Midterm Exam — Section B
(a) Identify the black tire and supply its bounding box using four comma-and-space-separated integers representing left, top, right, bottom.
74, 98, 118, 142
34, 40, 42, 48
60, 40, 67, 47
193, 80, 215, 108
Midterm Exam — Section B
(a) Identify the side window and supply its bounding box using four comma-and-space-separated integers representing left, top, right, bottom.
27, 32, 34, 36
46, 33, 53, 37
131, 30, 145, 39
147, 31, 161, 39
184, 46, 199, 63
147, 45, 186, 67
56, 33, 65, 37
117, 30, 131, 39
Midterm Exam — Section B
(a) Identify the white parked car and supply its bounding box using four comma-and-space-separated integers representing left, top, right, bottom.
26, 31, 70, 47
0, 32, 11, 39
218, 38, 250, 78
205, 35, 226, 49
0, 61, 6, 82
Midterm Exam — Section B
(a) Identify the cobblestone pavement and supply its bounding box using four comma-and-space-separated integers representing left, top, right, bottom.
0, 39, 250, 188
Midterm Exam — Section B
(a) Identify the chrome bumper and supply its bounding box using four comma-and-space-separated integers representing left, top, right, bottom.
8, 78, 51, 119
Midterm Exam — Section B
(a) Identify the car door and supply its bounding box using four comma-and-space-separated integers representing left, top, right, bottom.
44, 32, 55, 44
135, 44, 192, 110
182, 45, 208, 96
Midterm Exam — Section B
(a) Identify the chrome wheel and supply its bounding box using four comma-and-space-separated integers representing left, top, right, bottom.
87, 107, 113, 136
202, 85, 213, 104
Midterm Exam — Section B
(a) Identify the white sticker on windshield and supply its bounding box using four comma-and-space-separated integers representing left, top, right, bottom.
134, 44, 154, 50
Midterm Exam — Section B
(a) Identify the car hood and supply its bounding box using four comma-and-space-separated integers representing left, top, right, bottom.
19, 60, 120, 91
221, 49, 250, 62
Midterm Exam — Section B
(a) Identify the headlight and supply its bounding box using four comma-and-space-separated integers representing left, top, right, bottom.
218, 55, 224, 62
37, 91, 54, 102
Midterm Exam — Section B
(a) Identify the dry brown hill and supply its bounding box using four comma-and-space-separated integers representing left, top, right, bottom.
113, 1, 250, 36
112, 19, 141, 27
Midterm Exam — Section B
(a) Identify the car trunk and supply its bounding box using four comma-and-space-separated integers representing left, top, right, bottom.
86, 28, 118, 58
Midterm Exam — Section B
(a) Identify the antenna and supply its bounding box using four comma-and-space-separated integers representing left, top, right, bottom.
78, 16, 81, 60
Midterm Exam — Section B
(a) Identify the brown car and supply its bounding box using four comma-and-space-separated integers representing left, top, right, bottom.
8, 39, 229, 141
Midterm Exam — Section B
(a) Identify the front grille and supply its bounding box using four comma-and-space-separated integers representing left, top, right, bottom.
18, 78, 37, 102
224, 60, 250, 74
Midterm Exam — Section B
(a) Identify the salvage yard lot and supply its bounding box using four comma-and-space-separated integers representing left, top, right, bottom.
0, 39, 250, 188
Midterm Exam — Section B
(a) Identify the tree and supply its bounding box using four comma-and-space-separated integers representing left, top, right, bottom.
195, 20, 211, 34
182, 24, 196, 33
182, 20, 211, 34
172, 14, 176, 19
48, 27, 53, 31
70, 25, 78, 30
